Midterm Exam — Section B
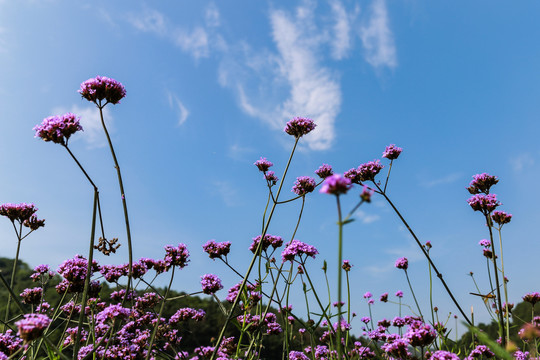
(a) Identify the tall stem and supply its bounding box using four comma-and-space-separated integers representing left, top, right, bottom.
336, 195, 344, 360
97, 103, 134, 294
486, 215, 505, 346
4, 226, 22, 324
405, 270, 424, 320
497, 227, 510, 344
375, 183, 472, 325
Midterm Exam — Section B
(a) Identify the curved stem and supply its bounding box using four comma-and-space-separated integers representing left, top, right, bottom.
485, 214, 505, 346
4, 229, 22, 324
336, 195, 344, 360
497, 227, 510, 344
405, 270, 424, 320
375, 182, 472, 325
97, 102, 134, 295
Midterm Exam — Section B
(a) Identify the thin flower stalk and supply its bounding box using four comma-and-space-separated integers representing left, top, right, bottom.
496, 226, 511, 343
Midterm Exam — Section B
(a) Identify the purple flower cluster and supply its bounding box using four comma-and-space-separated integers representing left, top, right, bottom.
100, 264, 128, 283
319, 174, 352, 195
254, 157, 273, 172
289, 351, 310, 360
202, 240, 231, 259
20, 287, 43, 305
33, 113, 83, 145
479, 239, 491, 247
0, 203, 37, 223
342, 260, 352, 271
522, 292, 540, 305
395, 257, 409, 270
226, 281, 259, 305
169, 308, 206, 324
79, 76, 126, 105
56, 255, 100, 293
357, 160, 384, 182
237, 313, 282, 335
429, 350, 461, 360
200, 274, 223, 294
292, 176, 316, 196
281, 240, 318, 262
315, 164, 333, 179
284, 117, 316, 138
382, 144, 403, 160
15, 313, 50, 342
467, 173, 499, 194
381, 337, 410, 359
405, 320, 437, 347
492, 210, 512, 225
249, 234, 283, 253
265, 171, 278, 186
467, 193, 501, 214
164, 243, 190, 269
30, 264, 54, 282
466, 345, 495, 359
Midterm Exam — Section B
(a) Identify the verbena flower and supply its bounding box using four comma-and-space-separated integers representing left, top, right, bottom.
428, 350, 460, 360
364, 292, 373, 299
15, 314, 50, 342
0, 203, 38, 223
315, 164, 333, 179
249, 234, 283, 253
164, 243, 190, 269
254, 157, 273, 172
201, 274, 223, 294
202, 240, 231, 260
342, 260, 352, 271
467, 345, 495, 359
79, 76, 126, 105
23, 215, 45, 230
492, 210, 512, 225
395, 257, 409, 270
467, 173, 499, 194
33, 113, 83, 145
467, 193, 501, 214
281, 240, 318, 262
319, 174, 352, 195
20, 288, 43, 305
522, 292, 540, 306
57, 255, 99, 293
405, 320, 437, 347
284, 117, 316, 138
30, 264, 54, 282
292, 176, 316, 196
169, 308, 205, 324
265, 171, 278, 186
344, 168, 362, 184
479, 239, 491, 247
361, 185, 373, 202
395, 290, 404, 298
357, 160, 384, 182
380, 292, 389, 302
383, 144, 403, 160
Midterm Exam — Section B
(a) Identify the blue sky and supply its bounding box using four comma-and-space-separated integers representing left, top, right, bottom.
1, 0, 540, 332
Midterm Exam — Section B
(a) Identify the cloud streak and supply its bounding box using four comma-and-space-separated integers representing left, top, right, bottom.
359, 0, 397, 69
167, 92, 189, 125
52, 105, 113, 148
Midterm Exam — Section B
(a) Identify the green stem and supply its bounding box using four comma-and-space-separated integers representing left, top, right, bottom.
4, 229, 22, 324
405, 270, 424, 320
485, 214, 505, 346
336, 195, 344, 360
497, 227, 510, 344
97, 102, 134, 296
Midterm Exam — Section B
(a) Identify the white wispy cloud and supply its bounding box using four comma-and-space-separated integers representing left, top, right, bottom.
356, 209, 380, 224
359, 0, 397, 69
205, 2, 221, 28
52, 105, 113, 148
329, 0, 353, 60
128, 8, 167, 36
421, 172, 462, 188
167, 92, 189, 125
211, 181, 239, 207
510, 153, 534, 172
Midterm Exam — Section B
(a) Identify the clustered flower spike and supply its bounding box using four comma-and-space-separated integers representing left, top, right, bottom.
79, 76, 126, 105
284, 117, 316, 138
200, 274, 223, 294
357, 160, 384, 182
491, 210, 512, 225
319, 174, 352, 195
467, 193, 501, 214
292, 176, 316, 196
281, 240, 318, 262
383, 144, 403, 160
202, 240, 231, 260
15, 314, 51, 342
265, 171, 278, 186
522, 292, 540, 306
249, 234, 283, 253
467, 173, 499, 194
164, 244, 190, 269
254, 157, 273, 172
395, 257, 408, 270
0, 203, 38, 223
315, 164, 333, 179
33, 113, 83, 145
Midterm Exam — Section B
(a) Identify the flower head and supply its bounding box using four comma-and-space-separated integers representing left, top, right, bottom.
479, 239, 491, 247
79, 76, 126, 105
202, 240, 231, 260
0, 203, 38, 223
34, 113, 83, 145
281, 240, 318, 262
467, 173, 499, 194
292, 176, 316, 196
467, 194, 501, 214
380, 293, 389, 302
522, 292, 540, 306
254, 157, 273, 172
395, 290, 404, 298
342, 260, 352, 271
357, 160, 384, 182
319, 174, 352, 195
315, 164, 333, 179
491, 210, 512, 225
284, 117, 316, 138
265, 171, 278, 186
201, 274, 223, 294
428, 350, 460, 360
383, 144, 403, 160
15, 314, 50, 342
249, 234, 283, 253
164, 244, 190, 269
395, 257, 408, 270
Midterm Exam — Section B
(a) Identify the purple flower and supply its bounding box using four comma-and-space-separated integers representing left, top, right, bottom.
319, 174, 352, 195
395, 257, 409, 270
254, 157, 273, 172
395, 290, 404, 298
429, 350, 460, 360
292, 176, 316, 196
15, 314, 50, 342
478, 239, 491, 247
100, 264, 128, 283
467, 173, 499, 194
0, 330, 23, 356
383, 144, 403, 160
200, 274, 223, 294
33, 113, 83, 145
23, 215, 45, 231
342, 260, 352, 271
522, 292, 540, 306
315, 164, 333, 179
381, 337, 410, 359
265, 171, 278, 186
380, 292, 389, 302
492, 210, 512, 225
164, 244, 190, 269
95, 304, 132, 324
467, 193, 501, 213
20, 288, 43, 305
392, 316, 406, 327
57, 255, 99, 293
169, 308, 205, 324
0, 203, 38, 223
364, 292, 373, 299
405, 320, 437, 347
30, 264, 54, 282
202, 240, 231, 260
467, 345, 495, 359
361, 317, 371, 324
249, 234, 283, 253
357, 160, 384, 182
79, 76, 126, 105
281, 240, 318, 262
344, 168, 362, 184
284, 117, 316, 138
289, 351, 309, 360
